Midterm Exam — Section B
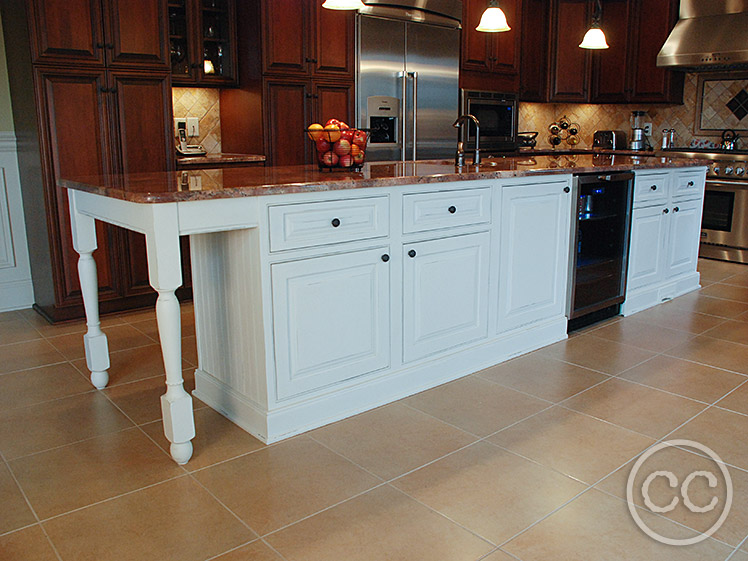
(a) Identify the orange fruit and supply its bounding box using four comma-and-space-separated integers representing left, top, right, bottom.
307, 123, 324, 141
324, 124, 341, 143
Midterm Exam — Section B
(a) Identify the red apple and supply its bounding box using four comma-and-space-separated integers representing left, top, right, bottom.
338, 154, 354, 168
352, 150, 365, 164
333, 139, 351, 156
316, 138, 331, 153
320, 151, 338, 167
340, 128, 355, 142
352, 130, 367, 147
324, 118, 341, 128
338, 121, 350, 130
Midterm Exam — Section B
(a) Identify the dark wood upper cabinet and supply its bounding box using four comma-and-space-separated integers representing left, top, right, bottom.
590, 0, 631, 103
548, 0, 590, 102
104, 0, 168, 68
313, 2, 355, 77
519, 0, 549, 101
313, 81, 354, 128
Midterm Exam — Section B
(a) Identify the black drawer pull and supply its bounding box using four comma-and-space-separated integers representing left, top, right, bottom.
673, 206, 680, 213
331, 218, 341, 228
408, 249, 416, 258
663, 208, 669, 214
687, 181, 694, 187
381, 254, 390, 262
563, 187, 570, 193
650, 184, 657, 190
448, 205, 456, 214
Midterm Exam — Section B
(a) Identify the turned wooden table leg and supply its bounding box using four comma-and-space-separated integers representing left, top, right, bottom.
69, 194, 110, 389
146, 205, 195, 465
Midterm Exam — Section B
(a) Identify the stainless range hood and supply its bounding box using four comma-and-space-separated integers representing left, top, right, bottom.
657, 0, 748, 69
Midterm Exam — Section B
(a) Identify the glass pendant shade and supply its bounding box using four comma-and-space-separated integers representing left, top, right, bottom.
579, 26, 609, 49
476, 1, 511, 32
322, 0, 365, 9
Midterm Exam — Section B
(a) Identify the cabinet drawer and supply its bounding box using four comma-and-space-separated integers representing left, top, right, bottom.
633, 172, 668, 207
268, 196, 389, 251
672, 170, 705, 200
403, 188, 491, 234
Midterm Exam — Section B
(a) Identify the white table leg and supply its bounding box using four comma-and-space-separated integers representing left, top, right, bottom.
69, 194, 110, 389
146, 205, 195, 465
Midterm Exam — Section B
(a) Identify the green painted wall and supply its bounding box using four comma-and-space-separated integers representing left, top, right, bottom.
0, 13, 14, 132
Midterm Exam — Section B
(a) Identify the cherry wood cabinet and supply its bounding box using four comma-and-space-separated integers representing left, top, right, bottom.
460, 0, 522, 92
548, 0, 591, 102
519, 0, 550, 101
590, 0, 630, 103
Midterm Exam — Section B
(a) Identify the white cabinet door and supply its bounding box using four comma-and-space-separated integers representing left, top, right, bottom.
666, 198, 703, 280
402, 231, 490, 363
497, 181, 572, 333
627, 205, 668, 291
271, 247, 391, 400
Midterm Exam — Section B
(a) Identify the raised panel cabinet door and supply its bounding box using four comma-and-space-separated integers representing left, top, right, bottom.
519, 0, 549, 101
36, 69, 116, 306
108, 71, 173, 173
271, 247, 391, 400
627, 204, 667, 291
403, 231, 491, 363
313, 81, 354, 129
590, 0, 631, 103
104, 0, 168, 68
549, 0, 590, 102
192, 0, 238, 85
461, 0, 493, 73
497, 180, 572, 333
490, 0, 521, 74
264, 79, 310, 165
313, 3, 354, 77
262, 0, 308, 75
28, 0, 105, 65
666, 199, 703, 280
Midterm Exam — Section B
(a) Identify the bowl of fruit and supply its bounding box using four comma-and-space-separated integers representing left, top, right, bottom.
307, 119, 368, 171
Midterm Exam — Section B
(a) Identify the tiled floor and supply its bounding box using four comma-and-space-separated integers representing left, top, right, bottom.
1, 258, 747, 560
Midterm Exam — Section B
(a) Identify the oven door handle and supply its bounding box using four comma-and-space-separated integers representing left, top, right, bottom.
707, 180, 748, 190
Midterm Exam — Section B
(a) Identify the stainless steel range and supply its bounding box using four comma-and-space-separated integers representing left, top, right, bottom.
662, 148, 748, 263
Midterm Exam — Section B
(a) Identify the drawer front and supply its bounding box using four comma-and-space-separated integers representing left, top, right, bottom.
633, 172, 668, 207
269, 196, 389, 251
403, 188, 491, 234
672, 170, 705, 200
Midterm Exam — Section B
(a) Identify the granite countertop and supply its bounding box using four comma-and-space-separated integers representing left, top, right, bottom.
175, 153, 266, 167
61, 154, 708, 204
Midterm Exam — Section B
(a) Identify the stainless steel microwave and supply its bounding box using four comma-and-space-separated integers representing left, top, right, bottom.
460, 90, 518, 152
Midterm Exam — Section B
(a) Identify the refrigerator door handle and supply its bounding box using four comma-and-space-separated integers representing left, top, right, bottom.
400, 71, 407, 161
410, 71, 418, 162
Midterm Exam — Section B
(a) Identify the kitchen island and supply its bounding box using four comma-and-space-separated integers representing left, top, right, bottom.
62, 154, 707, 464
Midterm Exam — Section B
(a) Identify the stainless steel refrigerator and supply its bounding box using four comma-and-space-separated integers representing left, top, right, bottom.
357, 0, 461, 162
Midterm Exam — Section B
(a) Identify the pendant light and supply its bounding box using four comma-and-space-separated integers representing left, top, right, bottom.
476, 0, 511, 33
322, 0, 365, 9
579, 0, 609, 49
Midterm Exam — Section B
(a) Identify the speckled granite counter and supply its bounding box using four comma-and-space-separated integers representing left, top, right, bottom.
62, 154, 708, 203
175, 153, 266, 169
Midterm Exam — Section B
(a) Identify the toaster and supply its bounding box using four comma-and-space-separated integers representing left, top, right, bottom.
593, 130, 627, 150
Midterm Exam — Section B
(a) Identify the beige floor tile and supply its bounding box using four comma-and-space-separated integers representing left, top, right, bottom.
489, 407, 654, 484
628, 303, 726, 334
391, 441, 585, 544
503, 489, 733, 561
0, 363, 92, 411
17, 308, 124, 337
701, 283, 748, 303
195, 436, 380, 536
0, 318, 42, 345
562, 378, 707, 439
128, 316, 196, 342
182, 335, 198, 366
0, 310, 22, 322
716, 383, 748, 416
0, 526, 59, 561
698, 259, 748, 282
10, 428, 183, 520
309, 402, 477, 480
733, 550, 748, 559
723, 270, 748, 288
72, 343, 192, 386
265, 485, 493, 561
480, 550, 518, 561
596, 445, 748, 547
141, 406, 265, 471
0, 391, 132, 460
620, 355, 747, 403
212, 540, 283, 560
476, 352, 608, 402
0, 462, 36, 534
670, 407, 748, 471
104, 369, 199, 425
669, 292, 748, 319
47, 324, 154, 361
667, 335, 748, 375
405, 376, 549, 437
0, 339, 66, 374
117, 307, 157, 324
590, 317, 694, 353
703, 319, 748, 345
538, 334, 657, 375
42, 477, 254, 561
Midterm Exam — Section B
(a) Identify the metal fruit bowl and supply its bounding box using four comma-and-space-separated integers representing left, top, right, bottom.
305, 127, 369, 171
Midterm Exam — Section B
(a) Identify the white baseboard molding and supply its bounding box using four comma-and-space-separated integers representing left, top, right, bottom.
193, 316, 567, 444
0, 279, 34, 312
621, 272, 701, 316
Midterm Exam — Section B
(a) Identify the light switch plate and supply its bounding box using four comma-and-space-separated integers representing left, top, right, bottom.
174, 118, 187, 136
187, 117, 199, 137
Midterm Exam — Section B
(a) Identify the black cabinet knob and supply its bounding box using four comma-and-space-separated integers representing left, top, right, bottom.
96, 42, 105, 49
408, 249, 416, 258
563, 187, 570, 193
99, 86, 109, 93
650, 185, 657, 190
331, 218, 341, 228
105, 43, 114, 50
448, 205, 456, 214
673, 206, 680, 212
663, 208, 669, 214
381, 254, 390, 262
688, 181, 694, 187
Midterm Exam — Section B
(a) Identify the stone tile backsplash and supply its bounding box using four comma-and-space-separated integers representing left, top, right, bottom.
172, 87, 221, 155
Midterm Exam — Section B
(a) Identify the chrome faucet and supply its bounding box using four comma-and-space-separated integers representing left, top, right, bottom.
453, 114, 481, 166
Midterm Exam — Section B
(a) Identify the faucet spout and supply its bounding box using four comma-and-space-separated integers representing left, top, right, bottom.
453, 114, 481, 165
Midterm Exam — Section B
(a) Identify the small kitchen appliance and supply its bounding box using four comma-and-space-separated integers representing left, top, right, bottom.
592, 130, 627, 150
461, 90, 518, 152
629, 110, 649, 151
